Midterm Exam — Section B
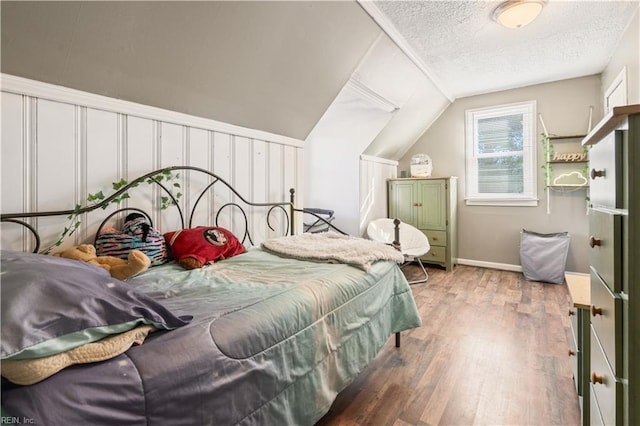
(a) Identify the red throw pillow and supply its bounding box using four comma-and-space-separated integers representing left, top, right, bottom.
164, 226, 246, 269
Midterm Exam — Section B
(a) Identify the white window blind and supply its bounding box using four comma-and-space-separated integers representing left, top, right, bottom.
465, 101, 537, 206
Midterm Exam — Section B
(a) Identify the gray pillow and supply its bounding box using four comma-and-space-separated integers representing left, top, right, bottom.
1, 250, 191, 360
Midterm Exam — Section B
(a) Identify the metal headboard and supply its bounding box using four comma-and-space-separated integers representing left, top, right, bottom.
1, 166, 302, 253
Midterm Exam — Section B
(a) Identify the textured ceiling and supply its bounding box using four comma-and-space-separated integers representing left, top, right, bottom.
367, 0, 638, 99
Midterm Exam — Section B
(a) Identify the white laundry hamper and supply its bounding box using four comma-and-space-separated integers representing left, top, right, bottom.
520, 229, 570, 284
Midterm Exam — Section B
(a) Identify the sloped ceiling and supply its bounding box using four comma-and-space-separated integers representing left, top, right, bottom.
364, 0, 639, 99
3, 1, 637, 162
357, 0, 638, 161
353, 34, 451, 160
1, 1, 380, 141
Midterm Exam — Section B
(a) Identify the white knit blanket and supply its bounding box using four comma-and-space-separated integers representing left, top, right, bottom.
261, 231, 404, 271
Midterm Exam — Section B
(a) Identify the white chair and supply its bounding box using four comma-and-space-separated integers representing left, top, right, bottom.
366, 218, 431, 284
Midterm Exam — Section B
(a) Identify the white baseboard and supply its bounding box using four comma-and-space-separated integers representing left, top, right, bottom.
457, 258, 522, 272
564, 271, 590, 278
456, 258, 587, 277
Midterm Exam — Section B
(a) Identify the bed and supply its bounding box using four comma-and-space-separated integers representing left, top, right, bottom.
1, 166, 422, 425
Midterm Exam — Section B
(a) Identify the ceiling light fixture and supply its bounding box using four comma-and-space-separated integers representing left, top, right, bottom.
493, 0, 545, 29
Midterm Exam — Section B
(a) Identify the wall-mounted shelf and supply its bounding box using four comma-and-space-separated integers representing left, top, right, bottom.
548, 134, 587, 140
547, 184, 589, 189
539, 110, 592, 214
542, 134, 589, 189
548, 160, 589, 164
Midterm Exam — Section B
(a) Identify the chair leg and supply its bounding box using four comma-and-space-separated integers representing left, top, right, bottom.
401, 257, 428, 285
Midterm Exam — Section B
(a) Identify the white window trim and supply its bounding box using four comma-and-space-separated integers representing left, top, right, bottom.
465, 101, 538, 207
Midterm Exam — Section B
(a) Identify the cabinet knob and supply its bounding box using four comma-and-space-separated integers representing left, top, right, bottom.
591, 305, 603, 317
568, 349, 576, 357
591, 371, 605, 385
413, 202, 423, 207
590, 169, 606, 180
589, 236, 602, 248
568, 309, 576, 316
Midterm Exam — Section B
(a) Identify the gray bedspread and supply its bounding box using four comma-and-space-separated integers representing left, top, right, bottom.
2, 248, 421, 425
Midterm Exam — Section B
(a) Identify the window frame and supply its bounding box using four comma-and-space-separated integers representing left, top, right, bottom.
465, 100, 538, 207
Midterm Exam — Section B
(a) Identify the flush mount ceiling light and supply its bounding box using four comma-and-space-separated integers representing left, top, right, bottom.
493, 0, 545, 29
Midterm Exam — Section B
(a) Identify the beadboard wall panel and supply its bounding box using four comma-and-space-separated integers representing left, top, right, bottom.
186, 127, 212, 231
123, 116, 157, 234
233, 136, 252, 239
0, 75, 304, 252
158, 122, 186, 234
84, 108, 121, 245
359, 155, 398, 237
1, 92, 29, 251
36, 100, 79, 249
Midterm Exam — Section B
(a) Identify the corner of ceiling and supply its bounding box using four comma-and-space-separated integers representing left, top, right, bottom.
356, 0, 456, 104
355, 0, 456, 164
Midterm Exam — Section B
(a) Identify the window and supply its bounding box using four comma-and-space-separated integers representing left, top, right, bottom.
465, 101, 537, 206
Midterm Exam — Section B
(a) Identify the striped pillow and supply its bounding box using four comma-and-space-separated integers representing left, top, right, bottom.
95, 216, 168, 266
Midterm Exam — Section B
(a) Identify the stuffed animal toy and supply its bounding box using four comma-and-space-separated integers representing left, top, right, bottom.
164, 226, 246, 270
54, 244, 151, 280
95, 213, 168, 266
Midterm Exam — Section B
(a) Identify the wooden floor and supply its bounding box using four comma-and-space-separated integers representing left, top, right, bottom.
316, 263, 581, 426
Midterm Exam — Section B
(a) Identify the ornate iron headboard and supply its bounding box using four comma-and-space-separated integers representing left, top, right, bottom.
1, 166, 308, 253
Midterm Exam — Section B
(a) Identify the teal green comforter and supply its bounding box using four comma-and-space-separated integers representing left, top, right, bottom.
2, 248, 422, 426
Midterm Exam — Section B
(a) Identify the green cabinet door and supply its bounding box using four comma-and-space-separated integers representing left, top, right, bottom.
388, 180, 418, 226
416, 180, 446, 231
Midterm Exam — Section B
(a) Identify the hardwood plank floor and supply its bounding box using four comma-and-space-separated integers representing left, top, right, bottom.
316, 264, 581, 426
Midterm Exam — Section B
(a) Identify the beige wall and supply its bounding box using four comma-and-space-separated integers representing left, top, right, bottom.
0, 1, 380, 141
602, 6, 640, 105
399, 76, 602, 273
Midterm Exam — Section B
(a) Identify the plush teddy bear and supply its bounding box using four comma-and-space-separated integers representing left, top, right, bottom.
54, 244, 151, 280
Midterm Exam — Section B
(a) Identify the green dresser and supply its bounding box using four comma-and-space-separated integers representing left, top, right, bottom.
387, 177, 457, 271
582, 105, 640, 426
566, 273, 591, 425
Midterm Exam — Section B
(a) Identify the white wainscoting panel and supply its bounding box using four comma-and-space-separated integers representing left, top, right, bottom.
1, 92, 30, 251
1, 74, 304, 252
233, 135, 252, 238
36, 100, 79, 248
84, 108, 121, 244
186, 127, 212, 229
123, 116, 157, 233
359, 155, 398, 237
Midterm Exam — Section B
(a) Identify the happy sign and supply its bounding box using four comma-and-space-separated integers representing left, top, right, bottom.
553, 152, 588, 162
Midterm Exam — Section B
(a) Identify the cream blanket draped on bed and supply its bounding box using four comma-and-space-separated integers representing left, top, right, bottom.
261, 231, 404, 271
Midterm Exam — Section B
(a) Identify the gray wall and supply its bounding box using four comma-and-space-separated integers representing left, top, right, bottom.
1, 1, 380, 140
399, 76, 603, 273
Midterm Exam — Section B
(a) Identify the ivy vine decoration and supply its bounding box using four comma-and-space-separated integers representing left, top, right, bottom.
581, 144, 590, 181
541, 133, 555, 188
43, 170, 182, 253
